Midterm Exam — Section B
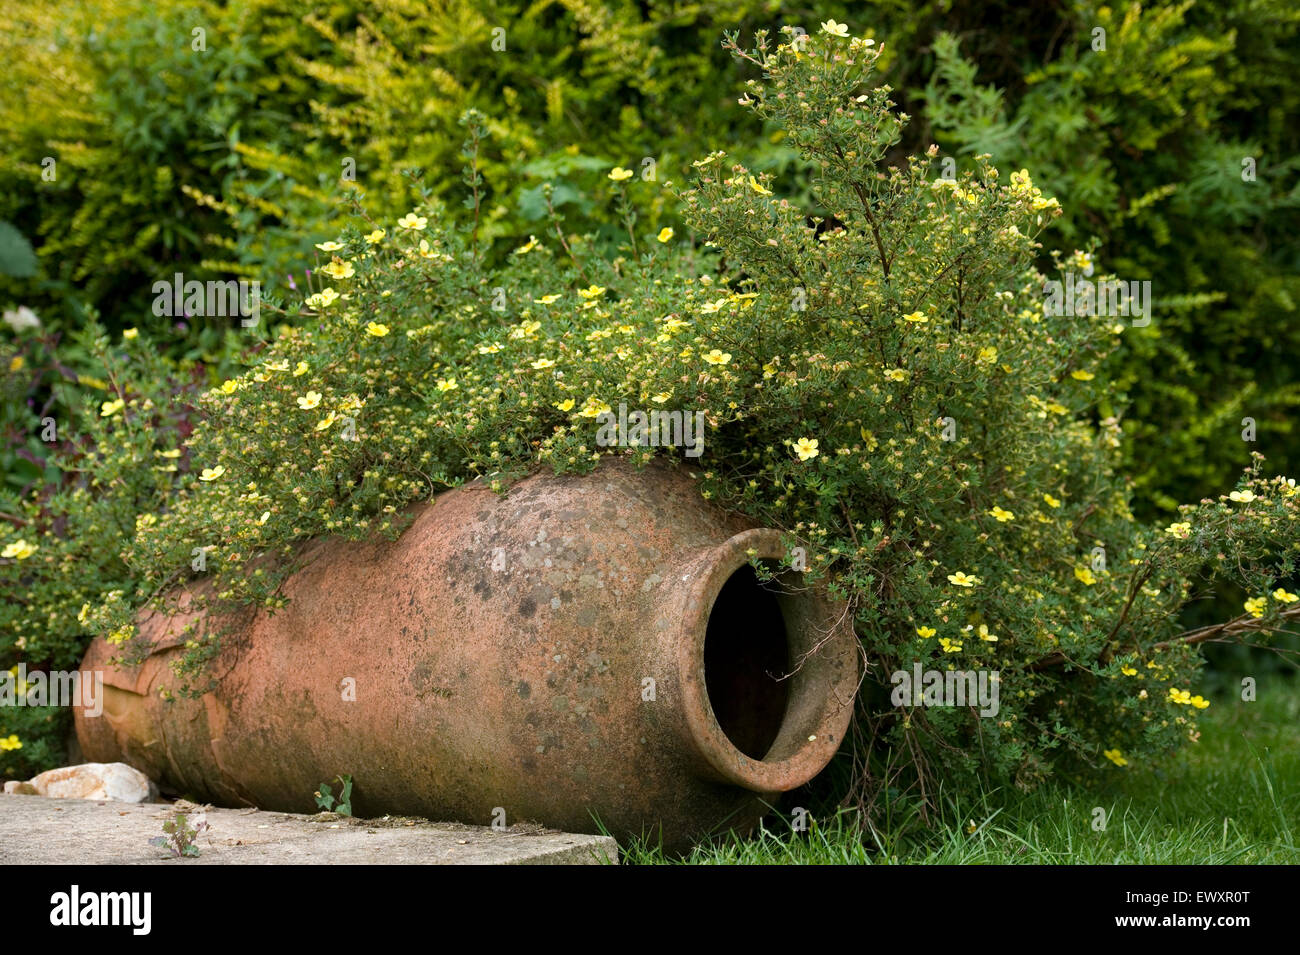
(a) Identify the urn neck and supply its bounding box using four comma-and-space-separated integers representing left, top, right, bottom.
677, 528, 859, 794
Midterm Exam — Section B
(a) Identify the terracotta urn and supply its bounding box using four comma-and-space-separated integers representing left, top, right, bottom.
75, 459, 859, 847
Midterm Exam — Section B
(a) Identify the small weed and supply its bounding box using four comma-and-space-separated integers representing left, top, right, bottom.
314, 774, 353, 816
149, 811, 209, 858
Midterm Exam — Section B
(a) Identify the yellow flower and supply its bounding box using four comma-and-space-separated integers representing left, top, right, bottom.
1120, 665, 1137, 676
398, 213, 428, 230
1, 539, 37, 560
123, 328, 139, 340
884, 368, 908, 382
316, 240, 344, 252
1102, 748, 1128, 767
1189, 695, 1210, 710
366, 322, 389, 337
296, 391, 322, 410
977, 345, 998, 363
657, 227, 674, 243
100, 398, 125, 417
1168, 688, 1192, 705
651, 392, 671, 404
8, 356, 22, 372
534, 294, 562, 305
989, 506, 1014, 523
1272, 588, 1299, 603
1043, 494, 1061, 508
820, 19, 850, 37
198, 466, 225, 482
703, 349, 732, 366
1165, 521, 1191, 538
938, 637, 962, 653
321, 259, 354, 280
293, 361, 309, 377
977, 625, 998, 642
219, 379, 239, 394
748, 176, 773, 196
477, 342, 502, 354
902, 311, 927, 324
555, 398, 576, 412
578, 285, 607, 300
1244, 596, 1267, 618
1074, 566, 1097, 586
436, 378, 458, 393
364, 230, 386, 244
947, 572, 980, 587
1229, 490, 1256, 503
156, 448, 181, 459
514, 235, 540, 254
258, 511, 271, 524
530, 358, 555, 370
578, 397, 611, 418
106, 624, 134, 645
1070, 369, 1094, 381
916, 626, 937, 639
306, 287, 340, 308
607, 167, 634, 182
314, 414, 337, 432
793, 437, 820, 461
0, 734, 21, 752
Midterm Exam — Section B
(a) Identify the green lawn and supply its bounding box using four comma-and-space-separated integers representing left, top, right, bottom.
622, 678, 1300, 864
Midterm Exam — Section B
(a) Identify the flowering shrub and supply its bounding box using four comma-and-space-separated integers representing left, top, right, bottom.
6, 0, 1296, 556
0, 322, 201, 778
5, 27, 1297, 813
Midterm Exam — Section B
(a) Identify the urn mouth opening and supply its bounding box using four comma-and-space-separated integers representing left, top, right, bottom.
702, 564, 791, 760
681, 528, 859, 794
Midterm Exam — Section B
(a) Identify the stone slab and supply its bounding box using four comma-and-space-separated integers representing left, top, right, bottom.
0, 794, 617, 865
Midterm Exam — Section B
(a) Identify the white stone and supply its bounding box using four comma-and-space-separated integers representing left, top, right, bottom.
26, 762, 157, 803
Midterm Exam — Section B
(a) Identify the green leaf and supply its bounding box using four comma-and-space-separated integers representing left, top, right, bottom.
0, 221, 38, 278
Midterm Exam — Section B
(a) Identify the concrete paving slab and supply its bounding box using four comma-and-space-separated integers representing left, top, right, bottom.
0, 794, 617, 865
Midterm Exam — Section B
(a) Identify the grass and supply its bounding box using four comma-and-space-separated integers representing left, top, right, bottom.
621, 676, 1300, 864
